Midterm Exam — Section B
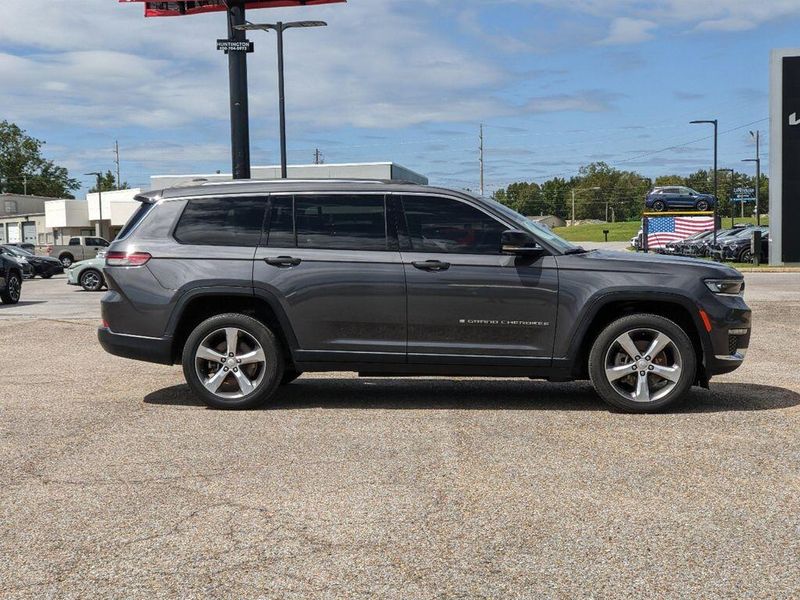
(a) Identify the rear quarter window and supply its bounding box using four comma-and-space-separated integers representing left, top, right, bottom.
173, 197, 266, 247
117, 202, 155, 240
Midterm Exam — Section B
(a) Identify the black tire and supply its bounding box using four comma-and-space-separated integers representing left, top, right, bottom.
41, 273, 53, 280
738, 248, 752, 263
1, 271, 22, 304
695, 200, 709, 211
182, 313, 284, 410
59, 254, 74, 268
281, 370, 302, 385
588, 314, 696, 413
652, 200, 666, 212
80, 268, 105, 292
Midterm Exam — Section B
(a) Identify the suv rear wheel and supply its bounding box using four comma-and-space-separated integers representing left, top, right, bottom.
588, 314, 696, 413
182, 313, 284, 409
652, 200, 666, 212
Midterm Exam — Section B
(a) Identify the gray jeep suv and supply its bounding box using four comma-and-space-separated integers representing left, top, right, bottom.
98, 180, 751, 412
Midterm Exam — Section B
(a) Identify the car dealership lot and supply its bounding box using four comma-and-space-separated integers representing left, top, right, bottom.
1, 275, 798, 597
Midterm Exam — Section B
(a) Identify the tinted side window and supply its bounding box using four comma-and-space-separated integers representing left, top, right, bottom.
69, 238, 80, 246
174, 197, 265, 247
266, 196, 295, 247
295, 195, 386, 251
401, 195, 507, 254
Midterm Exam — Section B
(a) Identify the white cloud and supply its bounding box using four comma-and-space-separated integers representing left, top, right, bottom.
599, 17, 657, 45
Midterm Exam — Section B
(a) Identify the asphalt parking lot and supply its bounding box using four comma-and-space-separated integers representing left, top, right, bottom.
1, 274, 798, 598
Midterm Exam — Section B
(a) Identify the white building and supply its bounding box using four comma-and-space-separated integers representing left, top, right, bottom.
150, 162, 428, 189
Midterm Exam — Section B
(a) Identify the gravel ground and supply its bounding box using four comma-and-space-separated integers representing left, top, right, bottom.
0, 276, 798, 598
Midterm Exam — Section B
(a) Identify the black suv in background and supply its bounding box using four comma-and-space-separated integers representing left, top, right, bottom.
0, 251, 23, 304
99, 180, 751, 413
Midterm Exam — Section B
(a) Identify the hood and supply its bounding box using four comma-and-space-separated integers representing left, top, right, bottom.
564, 249, 741, 278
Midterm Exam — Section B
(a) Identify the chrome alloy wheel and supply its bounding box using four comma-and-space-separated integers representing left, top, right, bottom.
8, 275, 21, 302
81, 271, 102, 290
604, 328, 683, 403
194, 327, 267, 400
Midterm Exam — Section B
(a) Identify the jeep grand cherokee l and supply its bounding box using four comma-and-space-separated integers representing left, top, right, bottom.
98, 180, 751, 413
645, 186, 716, 212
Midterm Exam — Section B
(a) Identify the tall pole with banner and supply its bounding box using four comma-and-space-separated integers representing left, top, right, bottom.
119, 1, 346, 181
226, 1, 251, 180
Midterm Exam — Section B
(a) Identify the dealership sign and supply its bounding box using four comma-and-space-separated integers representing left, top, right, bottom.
731, 187, 756, 203
217, 39, 254, 53
119, 0, 345, 17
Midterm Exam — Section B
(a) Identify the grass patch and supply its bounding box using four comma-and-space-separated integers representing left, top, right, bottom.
553, 216, 769, 243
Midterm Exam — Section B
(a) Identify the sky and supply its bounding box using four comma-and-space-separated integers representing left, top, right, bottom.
0, 0, 794, 195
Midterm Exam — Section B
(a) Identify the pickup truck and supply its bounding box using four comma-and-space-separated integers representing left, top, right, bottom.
43, 236, 110, 268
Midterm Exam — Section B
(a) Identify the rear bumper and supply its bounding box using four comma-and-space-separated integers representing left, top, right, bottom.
97, 327, 173, 365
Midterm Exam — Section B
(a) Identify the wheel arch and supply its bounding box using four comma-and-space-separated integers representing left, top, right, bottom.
567, 292, 709, 385
167, 288, 298, 367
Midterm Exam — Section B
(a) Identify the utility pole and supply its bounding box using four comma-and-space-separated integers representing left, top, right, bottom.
479, 124, 484, 197
314, 148, 324, 165
23, 175, 27, 195
114, 140, 121, 190
750, 130, 761, 226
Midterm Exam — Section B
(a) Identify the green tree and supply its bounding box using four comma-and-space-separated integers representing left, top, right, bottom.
88, 170, 129, 193
539, 177, 570, 218
494, 181, 541, 215
0, 120, 79, 198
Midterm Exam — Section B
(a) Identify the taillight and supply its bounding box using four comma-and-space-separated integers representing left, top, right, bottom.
106, 251, 151, 267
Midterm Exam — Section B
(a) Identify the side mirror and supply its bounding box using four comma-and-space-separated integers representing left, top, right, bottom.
501, 229, 543, 255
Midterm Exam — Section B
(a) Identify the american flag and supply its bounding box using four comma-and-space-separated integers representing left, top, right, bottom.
646, 216, 715, 248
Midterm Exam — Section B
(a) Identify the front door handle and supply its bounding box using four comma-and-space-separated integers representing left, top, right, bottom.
265, 256, 302, 267
411, 260, 450, 272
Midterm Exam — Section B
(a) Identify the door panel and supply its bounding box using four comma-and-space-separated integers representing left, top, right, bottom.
253, 193, 406, 362
397, 193, 559, 364
403, 252, 558, 362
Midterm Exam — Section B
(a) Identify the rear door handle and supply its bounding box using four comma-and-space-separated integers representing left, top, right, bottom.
411, 260, 450, 272
265, 256, 302, 267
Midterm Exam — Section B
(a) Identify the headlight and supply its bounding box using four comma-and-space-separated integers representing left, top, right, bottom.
704, 279, 745, 296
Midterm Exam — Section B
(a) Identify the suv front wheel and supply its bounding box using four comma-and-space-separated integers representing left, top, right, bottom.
182, 313, 284, 409
588, 314, 696, 412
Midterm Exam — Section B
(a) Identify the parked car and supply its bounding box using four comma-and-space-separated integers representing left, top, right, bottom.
6, 242, 36, 253
0, 250, 23, 304
630, 229, 643, 251
67, 254, 107, 292
645, 186, 716, 212
44, 236, 110, 268
710, 227, 769, 263
0, 244, 63, 278
669, 230, 714, 256
98, 180, 751, 414
697, 223, 753, 256
0, 245, 34, 279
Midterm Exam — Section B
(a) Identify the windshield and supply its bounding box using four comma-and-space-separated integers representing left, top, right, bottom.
475, 196, 581, 254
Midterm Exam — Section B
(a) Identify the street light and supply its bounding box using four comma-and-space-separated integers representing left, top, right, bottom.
570, 186, 600, 225
745, 130, 761, 226
718, 168, 734, 228
690, 119, 718, 244
85, 172, 103, 238
235, 20, 328, 179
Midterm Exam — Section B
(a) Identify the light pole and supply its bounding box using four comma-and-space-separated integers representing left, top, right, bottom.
746, 130, 761, 226
690, 119, 718, 244
570, 186, 600, 225
718, 168, 734, 228
85, 172, 103, 238
236, 20, 327, 179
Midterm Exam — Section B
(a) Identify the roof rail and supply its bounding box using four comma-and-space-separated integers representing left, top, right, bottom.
199, 178, 417, 187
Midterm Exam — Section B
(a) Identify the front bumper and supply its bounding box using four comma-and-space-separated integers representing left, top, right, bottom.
701, 293, 751, 377
98, 327, 174, 365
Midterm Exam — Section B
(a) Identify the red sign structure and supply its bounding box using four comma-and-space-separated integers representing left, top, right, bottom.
119, 1, 345, 18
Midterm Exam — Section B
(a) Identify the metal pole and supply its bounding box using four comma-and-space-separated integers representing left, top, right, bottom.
115, 140, 121, 190
277, 23, 288, 179
227, 2, 251, 180
755, 131, 761, 226
730, 171, 735, 228
479, 124, 484, 196
713, 120, 718, 244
